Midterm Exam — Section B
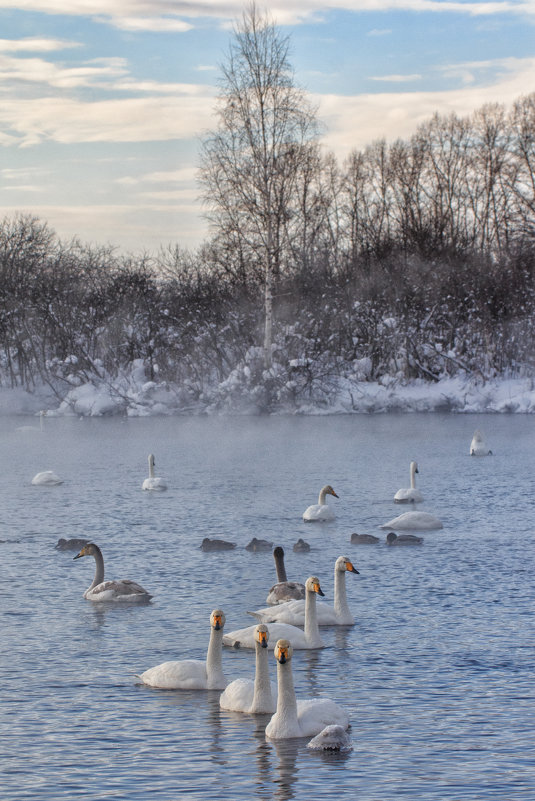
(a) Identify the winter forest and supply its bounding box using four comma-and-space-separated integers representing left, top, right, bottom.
2, 8, 535, 415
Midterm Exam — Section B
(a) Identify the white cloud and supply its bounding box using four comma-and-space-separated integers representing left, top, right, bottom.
0, 54, 129, 89
0, 37, 81, 52
371, 73, 422, 82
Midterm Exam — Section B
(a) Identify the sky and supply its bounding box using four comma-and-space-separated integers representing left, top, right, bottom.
0, 1, 534, 255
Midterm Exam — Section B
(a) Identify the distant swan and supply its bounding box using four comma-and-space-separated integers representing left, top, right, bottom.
303, 485, 339, 521
219, 624, 277, 714
139, 609, 228, 690
380, 511, 442, 531
307, 724, 353, 752
74, 543, 152, 602
142, 453, 167, 491
17, 410, 46, 433
55, 537, 90, 551
470, 430, 492, 456
251, 556, 359, 627
31, 470, 63, 486
386, 531, 423, 546
394, 461, 423, 503
265, 639, 349, 739
223, 576, 325, 650
266, 546, 305, 605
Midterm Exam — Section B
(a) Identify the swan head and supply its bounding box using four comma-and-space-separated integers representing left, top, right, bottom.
322, 485, 338, 499
255, 624, 269, 648
274, 639, 293, 664
410, 461, 419, 473
335, 556, 359, 575
148, 453, 155, 467
273, 546, 284, 559
210, 609, 226, 630
305, 576, 324, 596
73, 543, 100, 560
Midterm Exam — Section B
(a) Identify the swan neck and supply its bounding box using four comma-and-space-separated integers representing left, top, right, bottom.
334, 567, 350, 617
304, 587, 319, 640
410, 463, 417, 489
90, 548, 105, 590
148, 457, 155, 478
276, 659, 298, 723
274, 552, 288, 583
251, 642, 273, 712
206, 626, 224, 686
318, 487, 327, 505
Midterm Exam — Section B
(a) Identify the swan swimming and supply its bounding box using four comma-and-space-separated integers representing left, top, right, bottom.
307, 724, 353, 752
380, 511, 443, 531
219, 624, 277, 714
74, 543, 152, 602
223, 576, 326, 650
31, 470, 63, 486
251, 556, 359, 626
17, 410, 46, 433
303, 485, 339, 521
386, 531, 423, 546
470, 430, 492, 456
139, 610, 228, 690
142, 454, 167, 491
266, 546, 306, 605
265, 639, 349, 739
394, 461, 424, 503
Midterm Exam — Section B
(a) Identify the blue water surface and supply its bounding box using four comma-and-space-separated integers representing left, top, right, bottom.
0, 413, 534, 800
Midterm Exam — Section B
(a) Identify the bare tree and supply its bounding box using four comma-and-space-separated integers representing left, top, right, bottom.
199, 3, 320, 369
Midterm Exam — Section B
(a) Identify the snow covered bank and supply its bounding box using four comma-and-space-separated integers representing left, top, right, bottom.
3, 369, 535, 417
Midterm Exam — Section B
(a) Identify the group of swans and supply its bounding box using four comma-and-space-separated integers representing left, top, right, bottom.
139, 610, 350, 742
32, 452, 166, 491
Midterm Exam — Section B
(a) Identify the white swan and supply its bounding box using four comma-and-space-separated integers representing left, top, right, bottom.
219, 624, 277, 714
31, 470, 63, 486
139, 610, 228, 690
394, 461, 424, 503
303, 485, 338, 521
17, 410, 46, 433
307, 724, 353, 751
252, 556, 359, 626
470, 430, 492, 456
265, 639, 349, 739
74, 543, 152, 602
380, 511, 443, 531
266, 546, 305, 605
142, 453, 167, 491
223, 576, 325, 650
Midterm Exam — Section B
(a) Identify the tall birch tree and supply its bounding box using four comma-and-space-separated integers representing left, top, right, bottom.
199, 3, 320, 369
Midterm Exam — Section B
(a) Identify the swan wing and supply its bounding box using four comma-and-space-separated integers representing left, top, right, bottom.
140, 658, 207, 689
296, 698, 349, 737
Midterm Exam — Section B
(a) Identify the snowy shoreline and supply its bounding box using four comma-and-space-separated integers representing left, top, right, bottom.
2, 372, 535, 417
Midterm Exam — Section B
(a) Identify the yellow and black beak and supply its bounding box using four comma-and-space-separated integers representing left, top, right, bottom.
213, 615, 223, 630
259, 631, 269, 648
346, 561, 359, 574
314, 581, 325, 597
73, 550, 84, 560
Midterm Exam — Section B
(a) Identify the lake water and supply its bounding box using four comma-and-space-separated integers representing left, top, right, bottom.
1, 412, 534, 800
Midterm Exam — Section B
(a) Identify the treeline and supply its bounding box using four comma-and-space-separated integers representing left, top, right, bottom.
1, 94, 535, 412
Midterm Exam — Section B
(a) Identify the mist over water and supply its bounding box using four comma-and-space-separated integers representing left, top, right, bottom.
1, 413, 534, 800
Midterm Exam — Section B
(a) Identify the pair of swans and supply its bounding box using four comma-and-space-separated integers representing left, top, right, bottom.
139, 609, 228, 690
74, 543, 152, 602
303, 485, 338, 521
383, 460, 442, 531
220, 627, 349, 741
254, 556, 359, 627
142, 453, 167, 491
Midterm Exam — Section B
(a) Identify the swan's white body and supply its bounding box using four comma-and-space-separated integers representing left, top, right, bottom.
266, 546, 305, 605
31, 470, 62, 486
394, 461, 423, 503
74, 543, 152, 602
219, 624, 277, 713
380, 511, 443, 531
224, 577, 325, 650
470, 430, 491, 456
265, 640, 349, 740
142, 453, 167, 491
140, 610, 227, 690
252, 556, 359, 626
307, 724, 353, 751
303, 485, 338, 522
